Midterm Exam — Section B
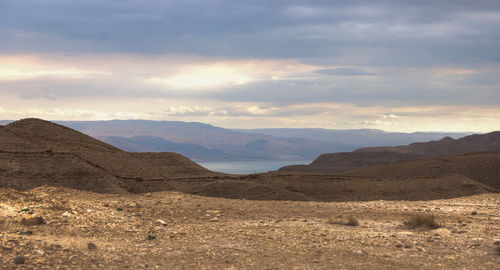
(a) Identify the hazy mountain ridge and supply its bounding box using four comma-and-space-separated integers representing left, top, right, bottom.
236, 128, 470, 148
47, 120, 472, 161
1, 119, 471, 162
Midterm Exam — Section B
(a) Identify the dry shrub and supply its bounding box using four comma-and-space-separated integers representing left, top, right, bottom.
404, 214, 440, 229
495, 245, 500, 256
345, 216, 359, 226
328, 216, 359, 226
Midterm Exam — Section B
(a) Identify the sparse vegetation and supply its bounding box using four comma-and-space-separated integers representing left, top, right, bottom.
404, 214, 440, 229
495, 245, 500, 256
327, 216, 359, 226
345, 216, 360, 226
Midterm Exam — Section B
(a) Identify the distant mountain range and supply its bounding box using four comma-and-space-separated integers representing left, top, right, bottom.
0, 119, 469, 162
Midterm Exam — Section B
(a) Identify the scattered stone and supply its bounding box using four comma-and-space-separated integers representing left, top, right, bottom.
18, 230, 33, 235
21, 215, 45, 226
87, 242, 97, 250
432, 228, 451, 237
469, 243, 480, 248
147, 235, 156, 240
62, 211, 72, 217
354, 250, 365, 256
395, 243, 404, 248
209, 217, 219, 222
471, 211, 477, 215
206, 210, 220, 214
156, 219, 167, 226
13, 256, 25, 264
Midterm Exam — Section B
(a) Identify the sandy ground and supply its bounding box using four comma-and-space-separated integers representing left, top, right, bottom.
1, 186, 499, 269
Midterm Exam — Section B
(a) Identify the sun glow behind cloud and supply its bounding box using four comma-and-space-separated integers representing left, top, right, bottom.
0, 53, 499, 132
0, 55, 110, 81
144, 65, 252, 90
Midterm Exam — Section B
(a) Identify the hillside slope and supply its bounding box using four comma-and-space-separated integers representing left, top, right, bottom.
0, 119, 213, 192
340, 152, 500, 190
0, 119, 495, 202
280, 131, 500, 174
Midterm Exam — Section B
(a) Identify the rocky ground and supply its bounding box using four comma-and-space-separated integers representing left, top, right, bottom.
1, 186, 499, 269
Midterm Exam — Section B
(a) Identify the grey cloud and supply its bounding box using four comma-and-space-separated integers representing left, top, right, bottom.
314, 68, 375, 76
2, 1, 500, 66
202, 75, 500, 107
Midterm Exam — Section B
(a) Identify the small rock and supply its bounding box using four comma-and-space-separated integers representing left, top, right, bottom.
206, 210, 220, 214
13, 256, 25, 264
354, 250, 365, 256
87, 242, 97, 250
395, 243, 404, 248
469, 243, 480, 248
21, 215, 44, 226
156, 219, 167, 226
471, 211, 477, 215
417, 247, 425, 252
432, 228, 451, 237
209, 217, 219, 222
62, 211, 72, 217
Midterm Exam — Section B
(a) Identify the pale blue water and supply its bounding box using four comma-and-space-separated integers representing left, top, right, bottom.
197, 160, 312, 174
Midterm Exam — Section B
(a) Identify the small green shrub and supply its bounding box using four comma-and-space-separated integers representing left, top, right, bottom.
404, 214, 440, 229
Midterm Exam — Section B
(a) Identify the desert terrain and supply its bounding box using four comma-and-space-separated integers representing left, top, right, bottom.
1, 119, 499, 269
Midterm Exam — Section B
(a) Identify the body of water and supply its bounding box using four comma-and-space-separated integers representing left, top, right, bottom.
197, 160, 312, 174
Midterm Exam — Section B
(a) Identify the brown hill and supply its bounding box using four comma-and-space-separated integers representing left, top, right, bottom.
280, 152, 424, 174
280, 131, 500, 174
161, 172, 496, 201
340, 152, 500, 190
0, 119, 496, 202
354, 131, 500, 156
0, 118, 213, 193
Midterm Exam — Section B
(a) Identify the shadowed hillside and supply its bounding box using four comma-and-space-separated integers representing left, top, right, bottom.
0, 119, 496, 201
340, 152, 500, 190
280, 131, 500, 174
354, 132, 500, 156
0, 119, 214, 193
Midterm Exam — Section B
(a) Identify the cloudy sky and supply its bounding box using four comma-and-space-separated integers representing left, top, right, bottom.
1, 0, 500, 132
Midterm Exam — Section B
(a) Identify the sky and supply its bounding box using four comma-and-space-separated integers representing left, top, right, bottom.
1, 0, 500, 132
